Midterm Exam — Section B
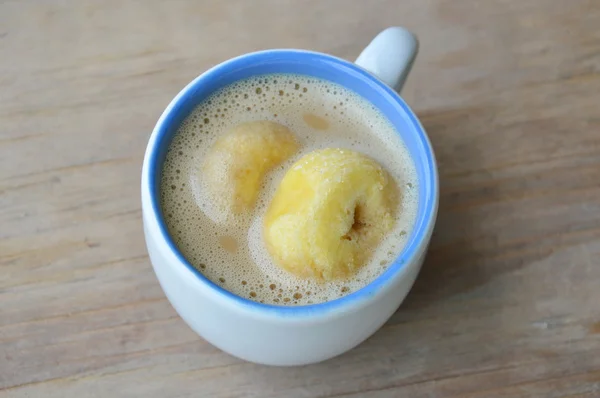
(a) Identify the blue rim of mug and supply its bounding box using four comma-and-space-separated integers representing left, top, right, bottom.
144, 49, 438, 317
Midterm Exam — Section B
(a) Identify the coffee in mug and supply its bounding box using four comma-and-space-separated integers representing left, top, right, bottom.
159, 73, 418, 306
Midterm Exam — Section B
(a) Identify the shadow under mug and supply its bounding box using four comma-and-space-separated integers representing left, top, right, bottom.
141, 27, 439, 366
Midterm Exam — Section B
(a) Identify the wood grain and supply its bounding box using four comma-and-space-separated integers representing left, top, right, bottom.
1, 0, 600, 397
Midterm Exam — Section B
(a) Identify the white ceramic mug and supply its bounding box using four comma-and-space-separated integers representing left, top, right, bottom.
141, 27, 439, 366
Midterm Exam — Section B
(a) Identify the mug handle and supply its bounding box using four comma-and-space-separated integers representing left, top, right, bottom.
355, 27, 419, 92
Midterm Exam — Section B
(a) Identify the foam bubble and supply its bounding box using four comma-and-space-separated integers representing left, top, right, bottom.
160, 74, 419, 306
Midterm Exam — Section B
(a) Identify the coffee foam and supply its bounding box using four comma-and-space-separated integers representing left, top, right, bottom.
160, 74, 418, 306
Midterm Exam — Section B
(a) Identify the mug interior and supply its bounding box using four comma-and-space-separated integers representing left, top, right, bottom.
144, 49, 438, 315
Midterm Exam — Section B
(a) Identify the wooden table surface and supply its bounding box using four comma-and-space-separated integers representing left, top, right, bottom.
2, 1, 600, 397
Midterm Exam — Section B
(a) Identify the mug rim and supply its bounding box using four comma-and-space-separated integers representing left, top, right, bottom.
142, 49, 439, 317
